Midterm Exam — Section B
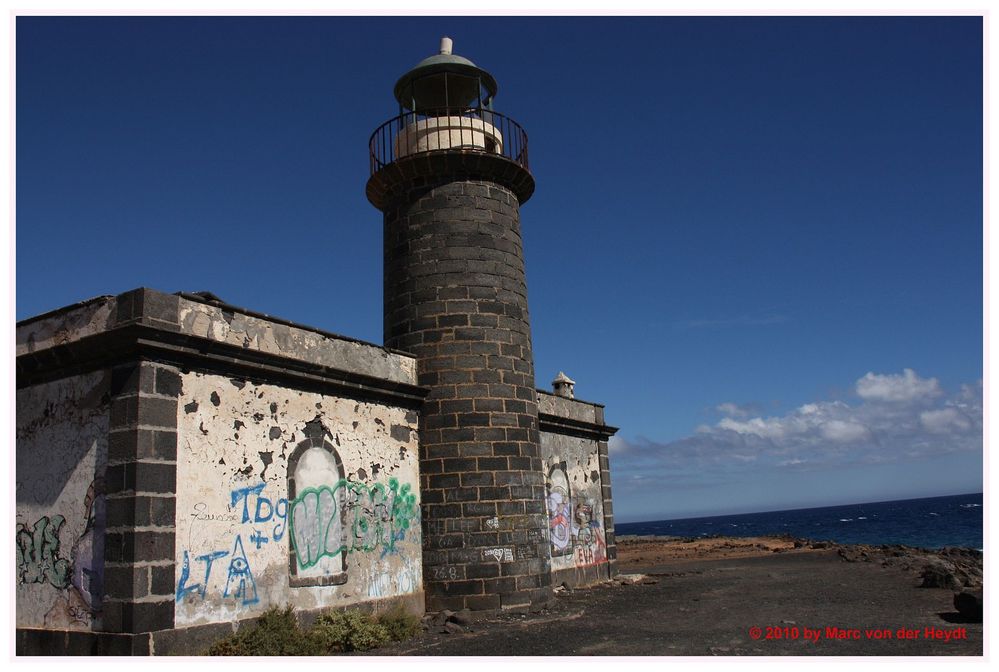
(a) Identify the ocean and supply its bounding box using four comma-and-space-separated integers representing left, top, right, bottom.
615, 493, 983, 550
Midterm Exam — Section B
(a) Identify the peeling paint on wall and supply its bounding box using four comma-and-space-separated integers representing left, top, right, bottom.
541, 433, 607, 571
16, 371, 109, 631
175, 372, 421, 627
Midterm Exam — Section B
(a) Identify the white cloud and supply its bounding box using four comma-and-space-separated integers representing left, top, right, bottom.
716, 401, 765, 418
777, 458, 806, 467
920, 407, 972, 434
718, 416, 788, 440
856, 368, 941, 403
717, 402, 746, 417
715, 400, 856, 443
611, 370, 981, 484
820, 420, 870, 443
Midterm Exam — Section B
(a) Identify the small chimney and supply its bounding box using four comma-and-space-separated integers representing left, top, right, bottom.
440, 36, 453, 55
552, 371, 576, 399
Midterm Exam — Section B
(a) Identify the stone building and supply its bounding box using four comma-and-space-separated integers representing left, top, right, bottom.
15, 39, 618, 655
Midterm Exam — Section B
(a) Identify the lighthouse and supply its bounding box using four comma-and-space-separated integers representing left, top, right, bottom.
367, 38, 552, 612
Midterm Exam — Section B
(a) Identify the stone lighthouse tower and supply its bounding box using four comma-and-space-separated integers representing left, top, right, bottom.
366, 38, 552, 612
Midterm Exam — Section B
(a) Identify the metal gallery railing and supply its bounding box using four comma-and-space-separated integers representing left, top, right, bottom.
369, 107, 530, 175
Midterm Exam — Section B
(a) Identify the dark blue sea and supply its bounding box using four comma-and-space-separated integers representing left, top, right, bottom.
616, 493, 983, 550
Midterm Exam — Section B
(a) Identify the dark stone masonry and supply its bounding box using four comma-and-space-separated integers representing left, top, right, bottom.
381, 179, 552, 611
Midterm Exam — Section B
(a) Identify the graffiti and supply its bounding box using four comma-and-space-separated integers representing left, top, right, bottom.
547, 489, 572, 556
176, 550, 229, 602
545, 458, 609, 568
67, 604, 94, 625
573, 535, 606, 566
71, 480, 105, 611
249, 530, 269, 549
16, 515, 71, 589
176, 536, 262, 607
356, 478, 418, 555
289, 477, 418, 570
449, 518, 478, 533
175, 480, 284, 606
429, 535, 461, 549
516, 544, 538, 560
367, 555, 420, 599
230, 482, 288, 543
483, 547, 514, 562
290, 486, 338, 569
571, 500, 607, 567
573, 503, 596, 542
547, 464, 573, 557
21, 478, 107, 630
430, 565, 458, 581
485, 516, 500, 530
190, 502, 238, 523
177, 477, 419, 605
223, 536, 259, 605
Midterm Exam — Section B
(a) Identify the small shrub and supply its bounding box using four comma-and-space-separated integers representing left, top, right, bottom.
207, 605, 322, 656
312, 609, 390, 652
377, 605, 421, 642
207, 604, 419, 655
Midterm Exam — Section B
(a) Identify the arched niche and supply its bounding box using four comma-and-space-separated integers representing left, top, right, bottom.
287, 436, 347, 587
546, 462, 573, 557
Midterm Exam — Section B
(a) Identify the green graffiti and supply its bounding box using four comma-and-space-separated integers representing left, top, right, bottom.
289, 477, 418, 570
390, 479, 418, 536
16, 515, 71, 589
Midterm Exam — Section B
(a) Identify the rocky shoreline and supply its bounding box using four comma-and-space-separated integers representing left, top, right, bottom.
617, 534, 982, 585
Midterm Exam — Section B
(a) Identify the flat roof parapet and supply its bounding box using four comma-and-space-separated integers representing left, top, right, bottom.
17, 294, 117, 358
17, 287, 426, 406
537, 389, 617, 440
174, 292, 416, 386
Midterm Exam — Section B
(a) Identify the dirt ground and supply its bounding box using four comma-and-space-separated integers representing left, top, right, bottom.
616, 535, 802, 563
366, 536, 984, 656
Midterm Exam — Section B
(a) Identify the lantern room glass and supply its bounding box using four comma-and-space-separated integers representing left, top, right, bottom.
397, 71, 494, 117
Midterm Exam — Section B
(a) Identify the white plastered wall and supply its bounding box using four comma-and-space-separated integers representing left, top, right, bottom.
16, 371, 110, 630
174, 371, 422, 627
540, 432, 608, 572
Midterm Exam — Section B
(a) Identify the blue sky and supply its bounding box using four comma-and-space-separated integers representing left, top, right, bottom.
16, 16, 983, 522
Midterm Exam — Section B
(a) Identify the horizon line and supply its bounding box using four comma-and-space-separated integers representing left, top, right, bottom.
617, 490, 983, 525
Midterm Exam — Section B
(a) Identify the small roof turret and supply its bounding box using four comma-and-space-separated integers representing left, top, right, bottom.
552, 371, 576, 399
552, 371, 576, 386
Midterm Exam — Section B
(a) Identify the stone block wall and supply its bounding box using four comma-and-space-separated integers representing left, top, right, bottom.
382, 180, 553, 611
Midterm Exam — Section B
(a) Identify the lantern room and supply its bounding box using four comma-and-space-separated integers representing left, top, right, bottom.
390, 37, 504, 159
366, 37, 534, 209
393, 37, 498, 113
